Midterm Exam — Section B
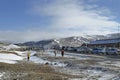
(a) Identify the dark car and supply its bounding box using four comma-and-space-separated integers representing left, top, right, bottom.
92, 48, 106, 54
106, 48, 120, 55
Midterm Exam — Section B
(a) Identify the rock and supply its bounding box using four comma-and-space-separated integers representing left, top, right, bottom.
45, 62, 49, 65
54, 63, 57, 65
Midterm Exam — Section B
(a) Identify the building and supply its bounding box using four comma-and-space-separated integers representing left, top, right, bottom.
87, 38, 120, 49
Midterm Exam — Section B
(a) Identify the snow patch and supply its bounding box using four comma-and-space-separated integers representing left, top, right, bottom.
0, 54, 23, 64
30, 56, 67, 67
99, 61, 120, 67
0, 72, 5, 79
68, 69, 115, 80
3, 44, 20, 50
54, 39, 60, 43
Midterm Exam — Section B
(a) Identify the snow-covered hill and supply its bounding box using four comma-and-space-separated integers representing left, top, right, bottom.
18, 35, 108, 48
16, 33, 120, 48
3, 44, 21, 50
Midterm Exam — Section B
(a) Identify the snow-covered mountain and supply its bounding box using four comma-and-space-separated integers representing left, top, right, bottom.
16, 33, 120, 48
51, 35, 107, 47
18, 35, 106, 48
107, 33, 120, 39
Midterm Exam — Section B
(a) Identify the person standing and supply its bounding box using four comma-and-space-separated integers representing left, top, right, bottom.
61, 50, 64, 57
54, 50, 57, 57
27, 52, 30, 61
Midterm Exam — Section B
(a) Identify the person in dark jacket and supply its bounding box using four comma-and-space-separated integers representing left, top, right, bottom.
61, 50, 64, 57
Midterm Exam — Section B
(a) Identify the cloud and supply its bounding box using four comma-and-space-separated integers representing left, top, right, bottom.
0, 28, 115, 43
0, 0, 119, 42
31, 0, 119, 33
0, 30, 60, 43
0, 29, 82, 43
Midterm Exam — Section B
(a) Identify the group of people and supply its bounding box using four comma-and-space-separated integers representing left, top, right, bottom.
54, 49, 64, 57
26, 49, 65, 61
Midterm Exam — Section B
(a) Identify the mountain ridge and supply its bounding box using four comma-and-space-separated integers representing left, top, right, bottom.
13, 33, 120, 48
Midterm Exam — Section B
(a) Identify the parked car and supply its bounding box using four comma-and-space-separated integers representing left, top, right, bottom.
76, 47, 92, 53
66, 47, 75, 51
92, 48, 106, 54
106, 48, 120, 55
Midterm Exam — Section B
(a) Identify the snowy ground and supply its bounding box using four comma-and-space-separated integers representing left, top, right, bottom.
1, 50, 120, 79
0, 53, 23, 64
44, 50, 120, 80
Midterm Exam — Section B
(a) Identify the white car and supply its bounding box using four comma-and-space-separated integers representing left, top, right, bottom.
92, 48, 106, 54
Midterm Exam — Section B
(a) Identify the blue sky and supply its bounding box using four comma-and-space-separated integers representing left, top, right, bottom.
0, 0, 120, 42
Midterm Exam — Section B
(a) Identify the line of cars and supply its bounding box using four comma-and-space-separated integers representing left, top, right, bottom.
82, 48, 120, 55
92, 48, 120, 55
64, 46, 120, 55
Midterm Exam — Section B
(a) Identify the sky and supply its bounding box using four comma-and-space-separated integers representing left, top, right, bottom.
0, 0, 120, 42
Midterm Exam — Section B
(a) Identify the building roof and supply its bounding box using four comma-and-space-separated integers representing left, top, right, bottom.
89, 38, 120, 45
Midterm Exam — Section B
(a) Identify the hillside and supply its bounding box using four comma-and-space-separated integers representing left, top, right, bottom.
18, 35, 106, 48
16, 33, 120, 48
